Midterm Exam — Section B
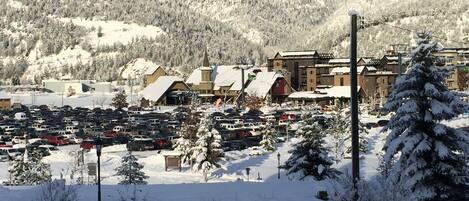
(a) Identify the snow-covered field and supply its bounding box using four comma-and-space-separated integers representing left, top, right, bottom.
59, 18, 165, 48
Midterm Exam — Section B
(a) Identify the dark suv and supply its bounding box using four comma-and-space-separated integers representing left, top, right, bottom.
127, 139, 154, 151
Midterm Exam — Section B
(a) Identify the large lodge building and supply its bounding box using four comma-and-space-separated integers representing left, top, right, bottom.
140, 47, 469, 108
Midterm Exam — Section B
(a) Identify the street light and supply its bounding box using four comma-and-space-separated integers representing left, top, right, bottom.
245, 167, 251, 182
95, 136, 103, 201
277, 152, 281, 179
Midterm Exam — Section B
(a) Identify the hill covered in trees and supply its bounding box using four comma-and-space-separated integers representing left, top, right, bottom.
0, 0, 468, 84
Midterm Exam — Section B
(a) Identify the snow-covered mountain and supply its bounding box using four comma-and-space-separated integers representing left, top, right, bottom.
1, 0, 468, 83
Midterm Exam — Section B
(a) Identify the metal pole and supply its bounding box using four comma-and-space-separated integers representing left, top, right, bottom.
241, 68, 245, 106
96, 139, 102, 201
397, 52, 402, 76
350, 12, 360, 197
277, 153, 280, 179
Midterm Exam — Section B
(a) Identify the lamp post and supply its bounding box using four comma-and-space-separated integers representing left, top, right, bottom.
277, 152, 281, 180
245, 167, 251, 182
95, 136, 103, 201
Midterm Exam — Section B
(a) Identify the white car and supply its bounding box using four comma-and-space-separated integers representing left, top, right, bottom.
38, 145, 60, 153
65, 126, 79, 134
69, 137, 83, 144
0, 148, 21, 159
12, 136, 27, 145
0, 152, 9, 161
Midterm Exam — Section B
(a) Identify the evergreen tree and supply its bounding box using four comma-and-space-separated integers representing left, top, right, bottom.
173, 107, 199, 164
284, 113, 339, 180
260, 122, 277, 151
8, 149, 51, 185
115, 152, 148, 185
327, 106, 369, 162
111, 90, 128, 109
382, 32, 469, 201
191, 115, 223, 182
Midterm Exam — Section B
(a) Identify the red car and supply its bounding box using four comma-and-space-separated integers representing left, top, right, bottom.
0, 141, 12, 148
103, 131, 116, 138
280, 114, 297, 121
154, 138, 171, 149
80, 140, 95, 150
41, 135, 69, 146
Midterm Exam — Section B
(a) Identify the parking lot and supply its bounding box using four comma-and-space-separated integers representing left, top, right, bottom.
0, 104, 320, 163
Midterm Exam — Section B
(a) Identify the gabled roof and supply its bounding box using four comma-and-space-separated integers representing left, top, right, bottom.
273, 50, 319, 59
186, 65, 255, 91
144, 65, 163, 75
246, 72, 284, 98
142, 76, 188, 102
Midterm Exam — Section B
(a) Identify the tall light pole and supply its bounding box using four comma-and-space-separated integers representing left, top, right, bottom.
95, 136, 103, 201
277, 152, 281, 180
349, 10, 360, 200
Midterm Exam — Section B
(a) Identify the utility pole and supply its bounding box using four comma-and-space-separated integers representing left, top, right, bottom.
349, 10, 360, 200
241, 68, 245, 106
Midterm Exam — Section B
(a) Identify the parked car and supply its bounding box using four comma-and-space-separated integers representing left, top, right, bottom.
37, 145, 59, 154
41, 135, 69, 146
0, 148, 21, 160
11, 136, 27, 144
0, 151, 9, 161
80, 139, 95, 150
154, 138, 171, 149
69, 136, 83, 144
127, 139, 154, 151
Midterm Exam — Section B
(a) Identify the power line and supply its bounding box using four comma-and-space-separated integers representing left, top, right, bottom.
360, 17, 468, 45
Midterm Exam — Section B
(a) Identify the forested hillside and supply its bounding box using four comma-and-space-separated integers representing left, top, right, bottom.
0, 0, 468, 84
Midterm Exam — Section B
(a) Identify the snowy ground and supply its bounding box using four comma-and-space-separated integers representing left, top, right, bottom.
9, 92, 140, 109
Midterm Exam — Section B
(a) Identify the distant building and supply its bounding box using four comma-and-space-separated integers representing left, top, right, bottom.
288, 86, 365, 106
0, 91, 11, 110
245, 71, 291, 103
185, 50, 276, 103
42, 80, 114, 94
433, 47, 469, 91
268, 50, 334, 91
144, 65, 166, 87
141, 76, 191, 106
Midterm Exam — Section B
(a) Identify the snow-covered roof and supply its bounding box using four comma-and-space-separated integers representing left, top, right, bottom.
329, 58, 351, 64
142, 76, 186, 102
144, 65, 162, 75
330, 66, 368, 74
245, 72, 284, 98
288, 86, 361, 100
186, 65, 256, 91
120, 58, 161, 79
278, 50, 318, 57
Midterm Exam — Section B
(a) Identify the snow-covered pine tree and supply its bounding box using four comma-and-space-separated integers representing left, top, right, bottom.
8, 149, 51, 185
327, 106, 369, 162
173, 107, 199, 164
260, 122, 277, 151
382, 32, 469, 201
191, 114, 223, 182
115, 151, 148, 185
284, 112, 339, 180
111, 89, 128, 109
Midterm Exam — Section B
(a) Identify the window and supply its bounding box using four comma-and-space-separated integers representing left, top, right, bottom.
340, 77, 344, 86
